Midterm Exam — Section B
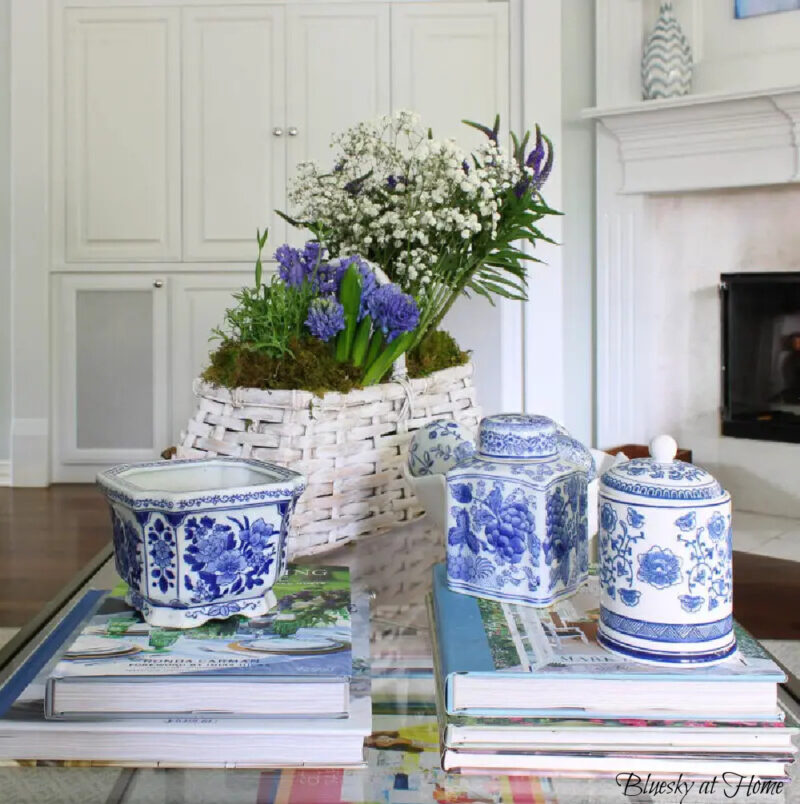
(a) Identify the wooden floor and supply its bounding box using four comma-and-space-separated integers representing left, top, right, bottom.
0, 485, 110, 626
0, 485, 798, 640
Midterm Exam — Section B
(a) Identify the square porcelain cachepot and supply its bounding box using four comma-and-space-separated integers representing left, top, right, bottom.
597, 435, 736, 666
97, 457, 306, 628
445, 414, 589, 607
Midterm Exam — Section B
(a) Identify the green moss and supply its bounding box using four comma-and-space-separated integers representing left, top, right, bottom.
406, 329, 469, 377
203, 338, 363, 396
203, 329, 469, 394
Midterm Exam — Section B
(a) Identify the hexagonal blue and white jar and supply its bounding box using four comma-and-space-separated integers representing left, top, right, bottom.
597, 435, 736, 666
97, 457, 306, 628
445, 414, 589, 607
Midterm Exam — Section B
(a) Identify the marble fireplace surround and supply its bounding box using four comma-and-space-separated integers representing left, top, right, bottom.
585, 85, 800, 517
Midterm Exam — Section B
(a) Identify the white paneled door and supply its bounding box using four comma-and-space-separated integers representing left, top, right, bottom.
52, 274, 169, 481
391, 2, 509, 145
182, 7, 287, 260
170, 273, 252, 437
285, 3, 390, 243
64, 8, 181, 262
391, 1, 511, 415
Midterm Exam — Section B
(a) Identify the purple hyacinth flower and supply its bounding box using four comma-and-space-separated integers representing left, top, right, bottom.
305, 297, 346, 342
275, 241, 328, 288
367, 284, 420, 343
275, 244, 308, 287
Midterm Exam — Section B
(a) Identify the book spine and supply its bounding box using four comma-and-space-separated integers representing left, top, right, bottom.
431, 564, 495, 680
1, 590, 105, 718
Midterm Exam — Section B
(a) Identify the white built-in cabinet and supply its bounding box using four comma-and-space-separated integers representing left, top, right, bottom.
51, 1, 510, 480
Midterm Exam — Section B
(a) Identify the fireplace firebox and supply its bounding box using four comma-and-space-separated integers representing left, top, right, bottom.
721, 272, 800, 443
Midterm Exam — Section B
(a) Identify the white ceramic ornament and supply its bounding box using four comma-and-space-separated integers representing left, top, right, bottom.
642, 1, 693, 100
407, 420, 476, 477
597, 435, 736, 665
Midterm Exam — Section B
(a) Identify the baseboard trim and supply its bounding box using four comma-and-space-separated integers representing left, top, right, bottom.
0, 461, 10, 486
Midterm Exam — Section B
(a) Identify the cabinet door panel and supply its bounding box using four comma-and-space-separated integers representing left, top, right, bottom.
170, 273, 252, 437
65, 9, 180, 261
391, 2, 510, 414
391, 3, 509, 146
285, 3, 390, 244
183, 8, 286, 261
53, 275, 169, 481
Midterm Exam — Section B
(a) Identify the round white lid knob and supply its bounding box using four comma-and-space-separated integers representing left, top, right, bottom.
650, 434, 678, 464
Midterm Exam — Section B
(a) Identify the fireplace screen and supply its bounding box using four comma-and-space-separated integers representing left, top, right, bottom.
721, 272, 800, 443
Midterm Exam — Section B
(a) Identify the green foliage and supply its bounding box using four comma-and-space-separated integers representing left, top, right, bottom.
212, 231, 314, 360
334, 263, 363, 362
212, 276, 314, 360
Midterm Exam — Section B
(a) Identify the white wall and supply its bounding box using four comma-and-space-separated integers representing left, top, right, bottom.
638, 186, 800, 517
0, 0, 10, 462
561, 0, 595, 445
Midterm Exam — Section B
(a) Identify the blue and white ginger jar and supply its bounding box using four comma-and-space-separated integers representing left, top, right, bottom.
597, 435, 736, 666
445, 414, 589, 607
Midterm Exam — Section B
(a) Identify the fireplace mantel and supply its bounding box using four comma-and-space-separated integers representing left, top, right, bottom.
584, 86, 800, 195
588, 83, 800, 450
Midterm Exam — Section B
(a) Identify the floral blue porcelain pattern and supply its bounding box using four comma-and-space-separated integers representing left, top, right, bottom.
446, 414, 589, 607
676, 510, 733, 613
598, 504, 646, 605
636, 545, 683, 589
597, 434, 735, 665
478, 414, 557, 459
99, 457, 305, 628
407, 420, 475, 477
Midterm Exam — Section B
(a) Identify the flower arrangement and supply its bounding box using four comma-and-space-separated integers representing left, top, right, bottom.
209, 229, 421, 388
280, 110, 557, 346
206, 110, 556, 392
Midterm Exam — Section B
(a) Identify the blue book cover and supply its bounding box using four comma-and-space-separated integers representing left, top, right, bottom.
431, 563, 785, 718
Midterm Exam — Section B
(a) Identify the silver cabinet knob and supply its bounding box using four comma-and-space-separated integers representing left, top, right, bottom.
153, 280, 164, 288
272, 127, 284, 137
288, 127, 299, 137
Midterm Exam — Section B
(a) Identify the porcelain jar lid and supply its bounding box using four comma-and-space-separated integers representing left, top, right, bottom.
600, 435, 726, 504
477, 414, 558, 459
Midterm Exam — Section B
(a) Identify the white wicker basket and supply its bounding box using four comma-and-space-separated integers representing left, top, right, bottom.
176, 363, 480, 557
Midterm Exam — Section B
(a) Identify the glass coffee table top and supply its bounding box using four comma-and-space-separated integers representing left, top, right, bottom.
0, 520, 798, 803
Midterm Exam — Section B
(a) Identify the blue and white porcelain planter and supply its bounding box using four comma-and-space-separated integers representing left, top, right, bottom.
445, 414, 589, 607
97, 457, 306, 628
597, 435, 736, 666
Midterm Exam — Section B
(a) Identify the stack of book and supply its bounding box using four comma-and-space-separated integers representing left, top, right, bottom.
429, 564, 797, 779
0, 565, 371, 767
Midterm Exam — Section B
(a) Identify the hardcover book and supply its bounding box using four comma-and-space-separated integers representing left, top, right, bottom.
431, 564, 785, 720
46, 564, 353, 719
0, 585, 372, 766
428, 593, 797, 778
